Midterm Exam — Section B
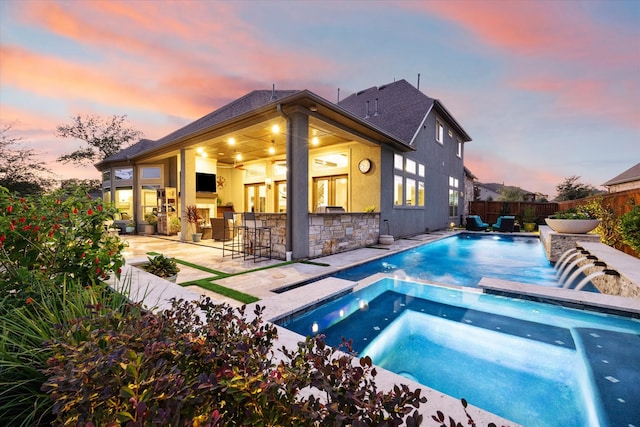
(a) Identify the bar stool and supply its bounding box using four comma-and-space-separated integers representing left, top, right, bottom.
243, 212, 272, 262
222, 211, 244, 258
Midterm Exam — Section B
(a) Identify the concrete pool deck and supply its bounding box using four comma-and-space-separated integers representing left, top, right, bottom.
110, 231, 638, 426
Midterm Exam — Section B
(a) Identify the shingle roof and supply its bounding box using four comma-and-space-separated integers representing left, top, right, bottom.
100, 90, 301, 164
338, 79, 434, 143
602, 162, 640, 186
100, 138, 160, 163
155, 89, 300, 145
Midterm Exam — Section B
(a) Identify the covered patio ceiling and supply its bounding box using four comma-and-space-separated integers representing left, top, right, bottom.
142, 116, 373, 166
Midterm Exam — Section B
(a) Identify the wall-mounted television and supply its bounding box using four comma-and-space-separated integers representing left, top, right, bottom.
196, 172, 216, 193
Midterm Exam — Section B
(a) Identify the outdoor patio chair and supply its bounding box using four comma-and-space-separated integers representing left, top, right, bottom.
493, 215, 516, 232
222, 211, 244, 259
466, 215, 489, 231
243, 212, 272, 262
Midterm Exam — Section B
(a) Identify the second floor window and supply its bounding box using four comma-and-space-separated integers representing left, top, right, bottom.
436, 120, 444, 144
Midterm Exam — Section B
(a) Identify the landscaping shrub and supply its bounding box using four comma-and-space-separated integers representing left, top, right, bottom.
43, 298, 427, 426
0, 186, 126, 308
620, 205, 640, 253
0, 187, 129, 426
577, 198, 623, 248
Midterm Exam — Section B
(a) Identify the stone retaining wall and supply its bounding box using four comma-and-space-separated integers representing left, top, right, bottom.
308, 213, 380, 258
254, 213, 380, 260
539, 225, 600, 262
541, 226, 640, 299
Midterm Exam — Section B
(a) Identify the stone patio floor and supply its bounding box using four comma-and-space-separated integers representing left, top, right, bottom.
111, 231, 523, 426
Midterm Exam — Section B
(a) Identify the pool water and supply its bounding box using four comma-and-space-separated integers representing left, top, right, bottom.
333, 233, 593, 290
280, 279, 640, 426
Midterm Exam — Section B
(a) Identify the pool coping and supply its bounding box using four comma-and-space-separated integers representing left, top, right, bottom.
479, 277, 640, 318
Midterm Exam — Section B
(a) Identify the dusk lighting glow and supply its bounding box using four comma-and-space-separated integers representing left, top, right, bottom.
0, 0, 637, 196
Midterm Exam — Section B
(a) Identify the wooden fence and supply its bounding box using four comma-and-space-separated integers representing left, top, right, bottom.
469, 189, 639, 257
557, 189, 639, 257
467, 201, 558, 225
556, 188, 639, 216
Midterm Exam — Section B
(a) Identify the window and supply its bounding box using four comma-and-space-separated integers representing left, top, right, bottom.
449, 189, 459, 217
141, 166, 161, 180
394, 175, 403, 205
457, 138, 462, 158
102, 170, 111, 182
275, 181, 287, 212
115, 186, 133, 219
448, 129, 453, 138
449, 176, 459, 217
141, 185, 160, 217
418, 182, 425, 206
115, 168, 133, 180
313, 175, 348, 211
394, 153, 403, 170
245, 183, 267, 212
405, 158, 416, 174
436, 120, 443, 144
406, 178, 416, 206
418, 163, 425, 177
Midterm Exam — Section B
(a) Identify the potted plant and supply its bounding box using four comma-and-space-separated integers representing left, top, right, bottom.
545, 208, 600, 234
144, 213, 158, 235
125, 221, 136, 234
169, 216, 181, 235
186, 205, 202, 241
142, 254, 180, 282
522, 206, 536, 232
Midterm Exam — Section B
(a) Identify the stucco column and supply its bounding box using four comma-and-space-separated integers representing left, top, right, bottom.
179, 148, 197, 241
286, 112, 309, 259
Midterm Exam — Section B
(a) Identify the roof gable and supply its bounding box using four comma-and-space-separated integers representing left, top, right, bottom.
155, 89, 301, 145
602, 162, 640, 186
338, 80, 434, 143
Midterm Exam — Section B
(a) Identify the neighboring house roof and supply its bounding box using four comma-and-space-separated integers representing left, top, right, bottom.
464, 166, 477, 180
338, 79, 471, 144
602, 162, 640, 187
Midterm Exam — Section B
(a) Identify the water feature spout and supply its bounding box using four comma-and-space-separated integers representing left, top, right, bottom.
561, 260, 603, 289
555, 249, 590, 278
574, 268, 619, 291
555, 247, 580, 270
559, 254, 596, 288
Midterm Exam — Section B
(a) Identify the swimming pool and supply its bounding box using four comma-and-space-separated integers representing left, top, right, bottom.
332, 233, 592, 290
279, 278, 640, 426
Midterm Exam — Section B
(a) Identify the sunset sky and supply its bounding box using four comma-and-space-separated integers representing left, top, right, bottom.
1, 0, 638, 199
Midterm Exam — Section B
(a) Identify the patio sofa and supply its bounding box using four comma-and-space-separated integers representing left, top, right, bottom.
492, 216, 516, 232
466, 215, 489, 231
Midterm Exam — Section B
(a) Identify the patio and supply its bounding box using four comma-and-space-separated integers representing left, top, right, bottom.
111, 231, 519, 426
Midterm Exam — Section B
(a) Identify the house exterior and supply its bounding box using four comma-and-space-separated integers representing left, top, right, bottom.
97, 79, 471, 260
475, 183, 502, 201
603, 162, 640, 193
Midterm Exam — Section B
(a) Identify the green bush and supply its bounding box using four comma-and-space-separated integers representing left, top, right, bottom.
620, 205, 640, 253
43, 298, 427, 426
0, 187, 126, 308
0, 187, 129, 426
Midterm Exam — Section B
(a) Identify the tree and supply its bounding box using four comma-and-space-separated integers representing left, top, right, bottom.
498, 185, 524, 202
56, 114, 142, 166
0, 123, 54, 195
60, 178, 102, 195
555, 176, 601, 201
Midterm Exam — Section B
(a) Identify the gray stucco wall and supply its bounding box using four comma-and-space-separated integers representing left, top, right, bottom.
380, 111, 465, 237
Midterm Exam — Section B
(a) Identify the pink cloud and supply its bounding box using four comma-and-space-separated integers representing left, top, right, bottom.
512, 76, 640, 129
465, 151, 565, 199
411, 1, 639, 67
